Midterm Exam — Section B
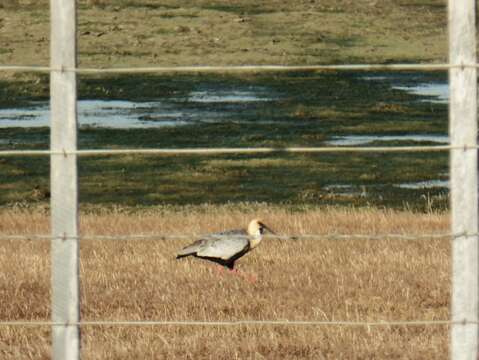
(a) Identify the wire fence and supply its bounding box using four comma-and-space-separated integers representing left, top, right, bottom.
0, 144, 467, 157
0, 63, 477, 74
0, 0, 477, 358
0, 319, 467, 327
0, 232, 472, 242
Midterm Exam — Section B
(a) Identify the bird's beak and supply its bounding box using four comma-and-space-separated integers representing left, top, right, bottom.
264, 224, 276, 235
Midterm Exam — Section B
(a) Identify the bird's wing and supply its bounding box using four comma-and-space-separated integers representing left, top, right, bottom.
196, 233, 250, 260
176, 238, 209, 257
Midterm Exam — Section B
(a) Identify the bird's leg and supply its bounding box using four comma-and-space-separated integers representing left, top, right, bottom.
213, 264, 226, 276
228, 268, 240, 276
247, 273, 257, 283
228, 268, 257, 284
209, 265, 256, 283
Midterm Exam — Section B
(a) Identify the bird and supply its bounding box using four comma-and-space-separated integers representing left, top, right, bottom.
176, 219, 275, 270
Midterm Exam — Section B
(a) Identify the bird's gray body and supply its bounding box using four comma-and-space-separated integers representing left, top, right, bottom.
176, 219, 275, 269
176, 229, 251, 269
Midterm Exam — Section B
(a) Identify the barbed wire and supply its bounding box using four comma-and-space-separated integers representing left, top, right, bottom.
0, 144, 473, 157
0, 63, 477, 74
0, 319, 468, 327
0, 232, 475, 242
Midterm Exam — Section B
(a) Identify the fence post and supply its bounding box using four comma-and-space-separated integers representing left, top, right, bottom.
449, 0, 478, 359
50, 0, 80, 359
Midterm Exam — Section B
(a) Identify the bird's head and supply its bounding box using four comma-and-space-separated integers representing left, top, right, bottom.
248, 219, 276, 238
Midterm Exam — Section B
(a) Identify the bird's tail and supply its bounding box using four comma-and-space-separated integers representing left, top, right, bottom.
176, 247, 197, 259
176, 240, 203, 259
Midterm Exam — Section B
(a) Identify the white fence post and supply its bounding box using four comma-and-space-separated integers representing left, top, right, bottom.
50, 0, 80, 359
449, 0, 478, 359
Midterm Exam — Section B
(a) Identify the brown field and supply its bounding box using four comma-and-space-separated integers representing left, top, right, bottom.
0, 205, 451, 359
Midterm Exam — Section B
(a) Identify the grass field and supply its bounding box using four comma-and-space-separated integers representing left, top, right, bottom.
0, 205, 450, 359
0, 1, 459, 358
0, 0, 448, 75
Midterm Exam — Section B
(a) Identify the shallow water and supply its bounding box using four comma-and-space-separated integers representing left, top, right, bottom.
0, 73, 452, 207
0, 99, 202, 128
0, 76, 447, 129
0, 89, 273, 128
324, 179, 449, 195
393, 84, 448, 104
395, 180, 449, 189
364, 75, 448, 104
325, 134, 449, 146
187, 89, 272, 103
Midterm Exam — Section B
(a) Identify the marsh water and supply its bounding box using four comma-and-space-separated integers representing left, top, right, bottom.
1, 76, 447, 129
0, 72, 451, 208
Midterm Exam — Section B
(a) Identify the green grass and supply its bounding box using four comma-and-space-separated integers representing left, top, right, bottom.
0, 151, 449, 210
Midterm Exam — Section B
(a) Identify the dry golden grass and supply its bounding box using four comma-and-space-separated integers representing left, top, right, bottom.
0, 205, 450, 359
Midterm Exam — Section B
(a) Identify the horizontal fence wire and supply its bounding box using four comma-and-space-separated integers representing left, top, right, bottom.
0, 319, 469, 327
0, 145, 475, 157
0, 63, 478, 74
0, 233, 475, 241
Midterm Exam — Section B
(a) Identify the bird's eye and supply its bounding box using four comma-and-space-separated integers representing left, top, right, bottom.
259, 226, 265, 234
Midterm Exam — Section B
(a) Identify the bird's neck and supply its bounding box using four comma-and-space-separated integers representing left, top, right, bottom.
249, 235, 262, 249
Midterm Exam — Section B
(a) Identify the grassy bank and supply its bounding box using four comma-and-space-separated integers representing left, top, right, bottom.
0, 0, 448, 75
0, 205, 450, 359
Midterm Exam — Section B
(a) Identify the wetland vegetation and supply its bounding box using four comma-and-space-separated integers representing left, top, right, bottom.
0, 71, 449, 210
